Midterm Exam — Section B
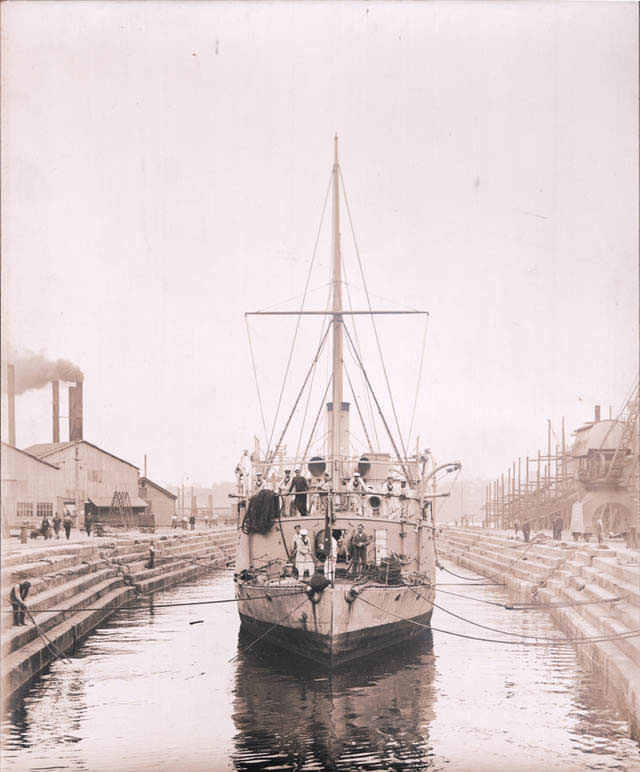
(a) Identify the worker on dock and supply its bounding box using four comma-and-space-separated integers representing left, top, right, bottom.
41, 515, 51, 540
521, 519, 531, 543
279, 469, 292, 516
171, 513, 178, 529
294, 529, 314, 579
350, 524, 370, 576
63, 512, 73, 540
289, 468, 309, 516
9, 581, 31, 626
514, 519, 520, 537
85, 513, 93, 537
52, 513, 62, 539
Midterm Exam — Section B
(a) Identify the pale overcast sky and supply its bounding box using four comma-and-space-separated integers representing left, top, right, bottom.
1, 1, 638, 488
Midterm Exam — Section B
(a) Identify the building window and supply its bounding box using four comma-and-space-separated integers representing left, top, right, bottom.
88, 470, 102, 483
17, 502, 33, 518
37, 502, 54, 518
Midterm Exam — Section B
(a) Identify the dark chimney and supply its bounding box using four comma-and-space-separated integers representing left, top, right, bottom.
7, 364, 16, 447
52, 380, 60, 442
69, 381, 83, 441
594, 405, 601, 423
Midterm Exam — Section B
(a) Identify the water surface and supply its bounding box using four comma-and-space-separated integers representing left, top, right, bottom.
2, 562, 639, 771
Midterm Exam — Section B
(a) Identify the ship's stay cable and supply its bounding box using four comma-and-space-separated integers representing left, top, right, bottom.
264, 173, 332, 465
339, 167, 412, 474
301, 376, 333, 464
245, 315, 269, 447
342, 263, 380, 451
262, 324, 331, 479
343, 361, 374, 452
293, 286, 332, 467
405, 312, 430, 452
357, 596, 640, 647
343, 324, 412, 482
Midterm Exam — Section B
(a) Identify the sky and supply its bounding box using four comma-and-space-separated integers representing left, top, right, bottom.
1, 1, 638, 493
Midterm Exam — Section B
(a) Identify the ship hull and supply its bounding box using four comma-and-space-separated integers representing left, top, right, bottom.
235, 583, 435, 667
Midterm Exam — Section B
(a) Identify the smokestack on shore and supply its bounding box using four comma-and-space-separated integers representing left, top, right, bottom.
594, 405, 601, 423
7, 364, 16, 447
69, 381, 83, 441
52, 380, 60, 442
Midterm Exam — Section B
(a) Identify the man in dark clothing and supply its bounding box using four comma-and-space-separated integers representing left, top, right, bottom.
289, 468, 309, 516
189, 514, 196, 531
522, 519, 531, 543
349, 524, 370, 576
41, 516, 51, 540
9, 581, 31, 626
53, 514, 62, 539
85, 514, 93, 537
63, 514, 73, 540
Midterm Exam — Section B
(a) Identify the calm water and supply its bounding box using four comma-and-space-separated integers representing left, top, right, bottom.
2, 562, 639, 772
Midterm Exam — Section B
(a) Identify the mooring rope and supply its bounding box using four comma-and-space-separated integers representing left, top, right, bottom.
25, 609, 72, 664
357, 595, 640, 647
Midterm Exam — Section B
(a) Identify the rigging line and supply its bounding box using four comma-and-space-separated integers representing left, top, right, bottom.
343, 361, 374, 451
255, 282, 332, 313
357, 596, 640, 647
342, 258, 380, 451
339, 167, 411, 470
26, 608, 72, 664
245, 315, 269, 447
293, 286, 333, 466
343, 324, 412, 482
29, 590, 309, 613
301, 376, 333, 463
264, 173, 332, 463
342, 280, 420, 311
261, 324, 332, 479
229, 596, 310, 663
405, 584, 598, 641
435, 540, 539, 583
406, 313, 430, 452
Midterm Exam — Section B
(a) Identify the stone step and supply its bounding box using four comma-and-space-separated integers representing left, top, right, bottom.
592, 557, 640, 587
0, 574, 125, 659
579, 566, 640, 609
2, 584, 134, 702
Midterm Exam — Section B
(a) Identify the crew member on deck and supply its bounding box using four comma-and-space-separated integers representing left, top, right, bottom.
295, 529, 314, 579
289, 468, 309, 516
253, 472, 265, 495
349, 524, 369, 576
279, 469, 292, 516
347, 472, 366, 514
317, 471, 333, 517
382, 474, 396, 518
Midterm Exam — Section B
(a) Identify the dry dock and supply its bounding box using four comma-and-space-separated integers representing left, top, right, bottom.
1, 528, 236, 704
437, 525, 640, 740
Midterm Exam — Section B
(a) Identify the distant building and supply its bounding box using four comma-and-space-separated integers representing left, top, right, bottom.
22, 440, 147, 524
1, 442, 60, 528
139, 477, 177, 527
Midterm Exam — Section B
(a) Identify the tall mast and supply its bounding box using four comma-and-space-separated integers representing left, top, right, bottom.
331, 134, 344, 480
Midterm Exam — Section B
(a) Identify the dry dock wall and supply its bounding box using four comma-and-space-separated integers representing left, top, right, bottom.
1, 529, 237, 705
437, 526, 640, 741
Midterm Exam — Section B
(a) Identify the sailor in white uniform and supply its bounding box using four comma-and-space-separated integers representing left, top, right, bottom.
253, 472, 265, 495
347, 472, 366, 514
381, 474, 397, 518
279, 469, 292, 516
324, 533, 338, 582
294, 529, 315, 579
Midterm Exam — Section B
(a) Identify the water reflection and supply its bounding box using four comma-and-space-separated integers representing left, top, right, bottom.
232, 632, 437, 771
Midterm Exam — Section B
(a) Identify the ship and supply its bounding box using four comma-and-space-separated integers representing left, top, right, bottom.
232, 137, 461, 667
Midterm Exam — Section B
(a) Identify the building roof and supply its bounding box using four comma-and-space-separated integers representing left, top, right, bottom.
139, 477, 178, 500
571, 420, 625, 457
23, 440, 139, 470
1, 441, 61, 470
88, 496, 149, 509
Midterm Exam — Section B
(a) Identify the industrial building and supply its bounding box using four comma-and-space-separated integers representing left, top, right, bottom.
139, 477, 177, 527
1, 442, 60, 526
